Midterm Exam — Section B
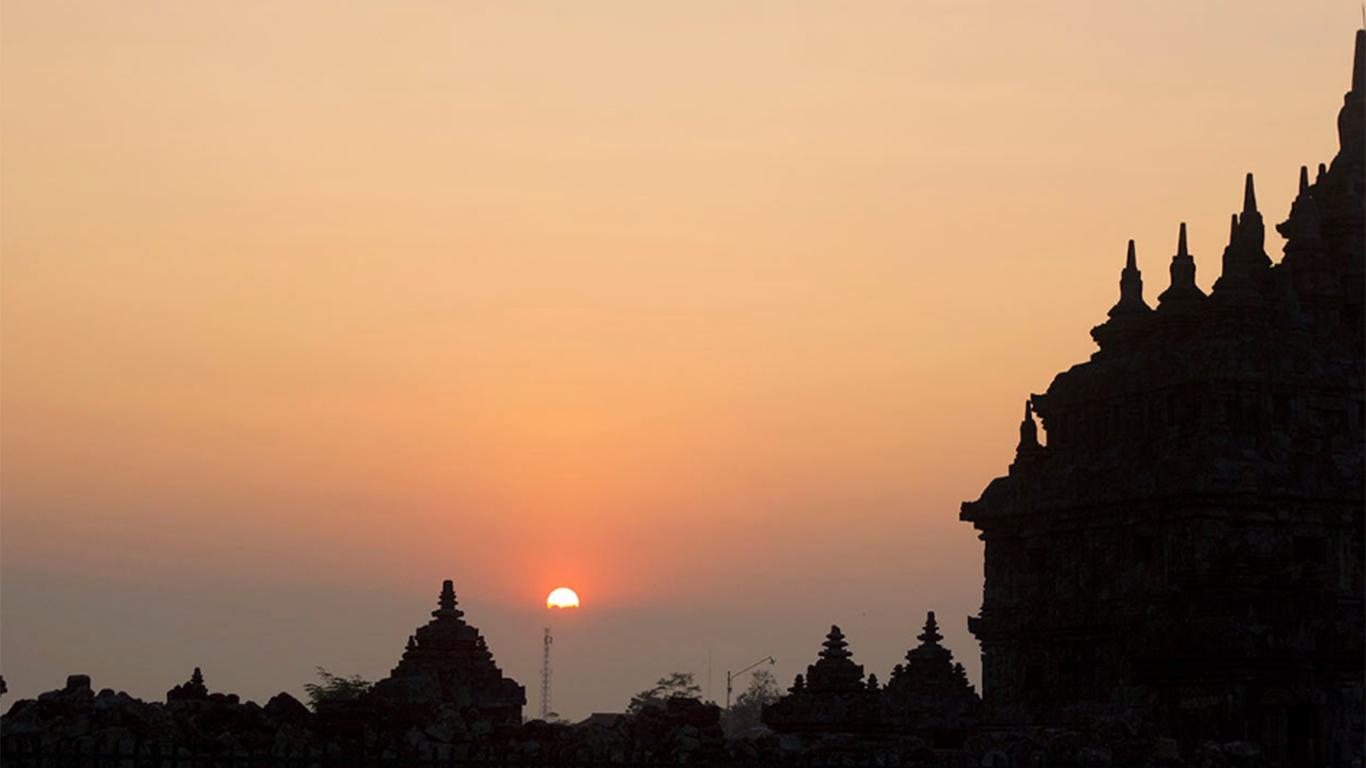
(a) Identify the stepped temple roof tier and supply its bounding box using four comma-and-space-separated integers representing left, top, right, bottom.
884, 612, 981, 742
960, 30, 1365, 768
804, 626, 867, 696
366, 580, 525, 723
763, 626, 882, 734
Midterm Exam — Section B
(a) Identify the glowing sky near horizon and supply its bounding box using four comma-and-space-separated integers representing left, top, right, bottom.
1, 0, 1359, 718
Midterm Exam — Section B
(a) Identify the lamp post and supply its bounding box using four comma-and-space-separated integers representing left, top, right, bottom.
725, 656, 776, 710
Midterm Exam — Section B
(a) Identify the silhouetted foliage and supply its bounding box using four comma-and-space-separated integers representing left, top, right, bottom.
303, 667, 371, 711
722, 669, 780, 736
626, 672, 701, 714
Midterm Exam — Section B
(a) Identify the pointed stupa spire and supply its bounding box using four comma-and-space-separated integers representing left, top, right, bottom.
917, 611, 944, 646
1353, 27, 1364, 93
1092, 239, 1154, 351
1217, 173, 1270, 294
432, 579, 465, 619
1339, 30, 1364, 155
1232, 175, 1270, 271
1158, 222, 1206, 306
1093, 239, 1154, 343
1113, 238, 1150, 314
1215, 212, 1260, 302
1317, 162, 1327, 183
1278, 165, 1326, 257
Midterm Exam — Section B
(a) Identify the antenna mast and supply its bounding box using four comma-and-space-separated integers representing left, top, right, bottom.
540, 626, 553, 720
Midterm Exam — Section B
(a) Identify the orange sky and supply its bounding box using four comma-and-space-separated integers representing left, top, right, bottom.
1, 1, 1359, 718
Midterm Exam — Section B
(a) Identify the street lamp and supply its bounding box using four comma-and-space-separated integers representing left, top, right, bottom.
725, 656, 776, 709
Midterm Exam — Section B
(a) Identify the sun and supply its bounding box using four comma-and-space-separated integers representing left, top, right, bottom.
546, 587, 580, 609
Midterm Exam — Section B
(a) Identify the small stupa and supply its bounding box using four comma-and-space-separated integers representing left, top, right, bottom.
762, 625, 882, 733
883, 612, 981, 744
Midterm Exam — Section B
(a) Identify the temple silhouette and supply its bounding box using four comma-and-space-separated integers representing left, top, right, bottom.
961, 29, 1365, 768
762, 615, 981, 747
365, 579, 525, 722
2, 26, 1363, 768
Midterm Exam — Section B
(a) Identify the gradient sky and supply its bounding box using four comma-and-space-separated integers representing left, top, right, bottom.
1, 1, 1359, 719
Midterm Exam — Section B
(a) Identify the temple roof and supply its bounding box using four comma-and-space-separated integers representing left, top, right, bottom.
964, 30, 1365, 523
366, 580, 525, 717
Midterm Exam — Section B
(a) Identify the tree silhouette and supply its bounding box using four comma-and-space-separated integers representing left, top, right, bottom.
303, 667, 372, 711
723, 669, 780, 735
626, 672, 701, 714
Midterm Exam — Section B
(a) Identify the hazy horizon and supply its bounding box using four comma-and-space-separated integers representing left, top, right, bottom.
2, 1, 1360, 719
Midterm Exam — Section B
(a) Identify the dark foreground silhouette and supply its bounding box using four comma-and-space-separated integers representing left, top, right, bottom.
0, 584, 1257, 767
3, 28, 1363, 768
959, 28, 1365, 768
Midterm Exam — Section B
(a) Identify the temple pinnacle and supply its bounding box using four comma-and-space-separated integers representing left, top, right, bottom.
1242, 173, 1257, 214
1112, 238, 1149, 313
918, 611, 944, 645
1158, 222, 1204, 306
1094, 238, 1153, 349
1353, 27, 1364, 93
1299, 165, 1310, 194
1233, 175, 1269, 271
1214, 210, 1260, 302
433, 579, 464, 619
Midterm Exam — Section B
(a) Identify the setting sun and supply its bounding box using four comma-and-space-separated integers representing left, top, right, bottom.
546, 587, 580, 609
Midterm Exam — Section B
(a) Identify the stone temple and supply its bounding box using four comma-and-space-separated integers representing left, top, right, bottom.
883, 612, 981, 745
961, 30, 1365, 767
764, 617, 981, 744
366, 579, 525, 724
763, 625, 882, 734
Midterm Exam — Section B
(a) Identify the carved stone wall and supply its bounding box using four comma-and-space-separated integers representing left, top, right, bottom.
961, 31, 1365, 768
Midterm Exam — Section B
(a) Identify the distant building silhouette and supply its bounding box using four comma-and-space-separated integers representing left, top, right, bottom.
763, 625, 884, 734
366, 579, 525, 723
961, 30, 1365, 768
884, 612, 981, 746
764, 618, 981, 744
165, 667, 209, 704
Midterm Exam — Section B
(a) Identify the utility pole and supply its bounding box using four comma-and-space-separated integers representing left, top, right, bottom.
725, 655, 775, 710
540, 627, 553, 720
